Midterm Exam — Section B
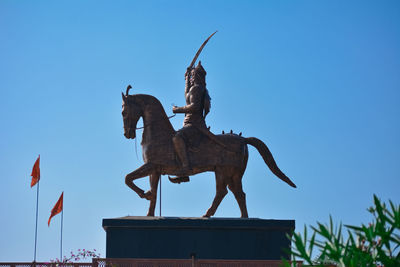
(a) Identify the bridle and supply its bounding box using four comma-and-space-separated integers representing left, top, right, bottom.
135, 114, 176, 130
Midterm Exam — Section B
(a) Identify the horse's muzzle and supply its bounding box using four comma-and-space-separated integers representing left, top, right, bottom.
124, 128, 136, 139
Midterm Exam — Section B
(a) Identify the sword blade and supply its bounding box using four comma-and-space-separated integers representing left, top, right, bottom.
188, 31, 217, 69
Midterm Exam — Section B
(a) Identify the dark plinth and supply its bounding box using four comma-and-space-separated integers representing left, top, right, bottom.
103, 216, 295, 260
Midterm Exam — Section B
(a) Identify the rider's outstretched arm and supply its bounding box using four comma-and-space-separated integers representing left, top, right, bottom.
173, 85, 203, 114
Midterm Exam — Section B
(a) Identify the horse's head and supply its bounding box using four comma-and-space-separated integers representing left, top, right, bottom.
121, 85, 142, 139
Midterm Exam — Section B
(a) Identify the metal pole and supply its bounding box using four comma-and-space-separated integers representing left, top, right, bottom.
33, 181, 39, 262
159, 176, 162, 217
60, 206, 63, 261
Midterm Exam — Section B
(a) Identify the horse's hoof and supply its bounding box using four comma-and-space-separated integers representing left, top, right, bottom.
138, 190, 146, 199
143, 191, 153, 200
202, 214, 211, 218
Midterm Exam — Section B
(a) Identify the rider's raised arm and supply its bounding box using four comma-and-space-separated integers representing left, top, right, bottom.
185, 71, 191, 94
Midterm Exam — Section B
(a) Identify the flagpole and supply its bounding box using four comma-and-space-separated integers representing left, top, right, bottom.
60, 203, 63, 261
48, 192, 63, 261
34, 180, 39, 262
159, 176, 162, 217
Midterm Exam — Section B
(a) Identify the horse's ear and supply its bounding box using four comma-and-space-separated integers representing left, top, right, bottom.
126, 84, 132, 96
122, 85, 132, 101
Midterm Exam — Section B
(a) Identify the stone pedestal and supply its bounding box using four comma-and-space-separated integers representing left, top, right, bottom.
102, 216, 295, 260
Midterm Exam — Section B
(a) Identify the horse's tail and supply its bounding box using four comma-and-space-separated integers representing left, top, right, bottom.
245, 137, 296, 188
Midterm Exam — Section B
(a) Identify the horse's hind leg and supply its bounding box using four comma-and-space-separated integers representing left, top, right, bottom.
228, 173, 248, 218
203, 170, 228, 218
146, 172, 160, 216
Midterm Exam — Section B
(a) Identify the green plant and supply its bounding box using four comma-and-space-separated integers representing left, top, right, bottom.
282, 195, 400, 267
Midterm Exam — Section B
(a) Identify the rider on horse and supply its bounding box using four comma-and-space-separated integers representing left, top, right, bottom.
171, 61, 211, 182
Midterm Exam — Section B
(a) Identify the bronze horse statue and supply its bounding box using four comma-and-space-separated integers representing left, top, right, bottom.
122, 86, 296, 218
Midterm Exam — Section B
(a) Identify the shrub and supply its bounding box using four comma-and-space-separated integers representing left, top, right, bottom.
283, 195, 399, 267
50, 249, 101, 264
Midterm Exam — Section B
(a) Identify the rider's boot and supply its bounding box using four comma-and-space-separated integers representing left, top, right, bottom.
168, 176, 190, 184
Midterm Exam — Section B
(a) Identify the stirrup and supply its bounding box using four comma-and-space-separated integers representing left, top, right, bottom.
168, 176, 190, 184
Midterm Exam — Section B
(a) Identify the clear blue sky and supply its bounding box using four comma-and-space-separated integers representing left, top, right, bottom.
1, 0, 399, 262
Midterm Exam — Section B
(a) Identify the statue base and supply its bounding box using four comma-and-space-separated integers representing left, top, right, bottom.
102, 216, 295, 260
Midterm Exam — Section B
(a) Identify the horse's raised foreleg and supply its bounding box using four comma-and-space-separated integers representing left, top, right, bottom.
146, 172, 160, 216
125, 163, 154, 198
203, 170, 228, 218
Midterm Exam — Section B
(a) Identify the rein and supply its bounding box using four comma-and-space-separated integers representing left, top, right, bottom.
135, 114, 176, 130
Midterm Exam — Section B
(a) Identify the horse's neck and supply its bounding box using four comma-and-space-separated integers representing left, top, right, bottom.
141, 102, 175, 145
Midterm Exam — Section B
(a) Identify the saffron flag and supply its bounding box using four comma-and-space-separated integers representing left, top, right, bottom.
48, 192, 63, 226
30, 155, 40, 187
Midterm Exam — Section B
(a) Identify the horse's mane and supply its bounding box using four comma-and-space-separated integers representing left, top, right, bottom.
128, 94, 175, 132
128, 94, 164, 114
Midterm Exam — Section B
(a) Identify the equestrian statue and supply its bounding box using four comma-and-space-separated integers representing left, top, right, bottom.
122, 32, 296, 218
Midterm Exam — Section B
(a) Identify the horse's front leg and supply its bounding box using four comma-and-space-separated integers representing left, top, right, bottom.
145, 172, 160, 216
125, 163, 154, 198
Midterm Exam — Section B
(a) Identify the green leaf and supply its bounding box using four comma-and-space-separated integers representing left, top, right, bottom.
308, 231, 316, 256
314, 223, 332, 240
345, 224, 363, 232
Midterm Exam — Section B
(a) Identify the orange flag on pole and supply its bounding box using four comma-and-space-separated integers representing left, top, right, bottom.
30, 155, 40, 187
48, 192, 63, 226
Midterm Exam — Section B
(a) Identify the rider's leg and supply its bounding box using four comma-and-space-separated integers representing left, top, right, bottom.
170, 133, 191, 183
172, 134, 191, 171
